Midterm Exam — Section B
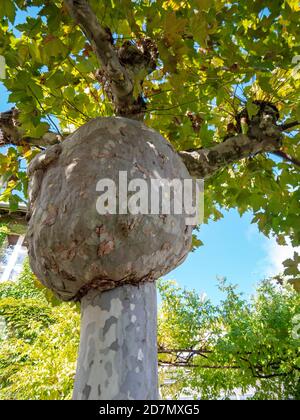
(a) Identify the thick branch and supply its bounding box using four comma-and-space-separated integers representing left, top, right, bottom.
64, 0, 134, 114
179, 135, 281, 179
0, 109, 61, 147
178, 118, 299, 179
64, 1, 157, 117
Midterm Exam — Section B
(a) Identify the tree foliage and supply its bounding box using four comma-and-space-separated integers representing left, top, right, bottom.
158, 278, 300, 400
0, 260, 299, 400
0, 223, 9, 246
0, 0, 299, 262
0, 261, 80, 400
0, 0, 300, 400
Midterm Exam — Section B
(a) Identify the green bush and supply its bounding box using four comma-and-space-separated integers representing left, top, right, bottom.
0, 262, 80, 400
0, 261, 46, 300
158, 279, 300, 400
0, 259, 299, 400
0, 223, 9, 247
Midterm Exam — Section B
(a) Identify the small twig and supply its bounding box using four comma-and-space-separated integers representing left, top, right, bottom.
272, 150, 300, 167
159, 360, 240, 369
280, 121, 300, 131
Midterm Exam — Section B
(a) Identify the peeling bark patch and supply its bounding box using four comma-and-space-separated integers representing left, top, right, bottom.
65, 161, 78, 179
82, 384, 91, 400
105, 361, 113, 378
97, 240, 115, 256
43, 205, 58, 226
87, 337, 96, 367
103, 316, 118, 336
110, 340, 119, 351
60, 270, 77, 282
95, 225, 105, 236
72, 284, 158, 400
161, 242, 171, 251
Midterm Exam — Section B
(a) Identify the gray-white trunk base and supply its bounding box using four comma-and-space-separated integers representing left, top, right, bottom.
73, 282, 158, 400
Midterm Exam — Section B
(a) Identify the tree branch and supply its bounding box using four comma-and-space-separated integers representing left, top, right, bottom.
179, 119, 299, 178
272, 150, 300, 167
158, 348, 213, 355
64, 1, 157, 116
0, 108, 62, 148
179, 132, 282, 179
159, 360, 240, 369
159, 359, 294, 380
64, 0, 132, 110
280, 121, 300, 131
158, 348, 296, 380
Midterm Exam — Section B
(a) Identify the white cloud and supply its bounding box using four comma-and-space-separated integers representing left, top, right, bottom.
245, 223, 259, 242
261, 237, 300, 277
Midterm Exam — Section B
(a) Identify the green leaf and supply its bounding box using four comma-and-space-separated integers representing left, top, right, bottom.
9, 194, 21, 212
0, 0, 16, 23
246, 101, 260, 119
194, 0, 214, 12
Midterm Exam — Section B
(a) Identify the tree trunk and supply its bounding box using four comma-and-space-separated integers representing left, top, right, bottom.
73, 282, 159, 400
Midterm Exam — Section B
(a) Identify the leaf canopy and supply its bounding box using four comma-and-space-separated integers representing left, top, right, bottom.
0, 0, 299, 253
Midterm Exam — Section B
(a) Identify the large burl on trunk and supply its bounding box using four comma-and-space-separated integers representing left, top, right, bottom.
26, 117, 193, 399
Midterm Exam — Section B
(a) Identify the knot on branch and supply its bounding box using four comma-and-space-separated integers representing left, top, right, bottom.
95, 38, 158, 117
248, 115, 283, 146
118, 38, 158, 74
236, 101, 280, 131
64, 1, 159, 118
0, 108, 21, 146
235, 100, 283, 145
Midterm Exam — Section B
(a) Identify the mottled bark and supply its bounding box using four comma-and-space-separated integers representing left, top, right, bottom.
179, 123, 283, 179
179, 112, 300, 177
26, 117, 192, 301
64, 0, 157, 116
73, 282, 159, 400
64, 0, 133, 113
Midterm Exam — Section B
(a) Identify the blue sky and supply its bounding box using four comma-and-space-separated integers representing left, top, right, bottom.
163, 209, 297, 303
1, 7, 298, 304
